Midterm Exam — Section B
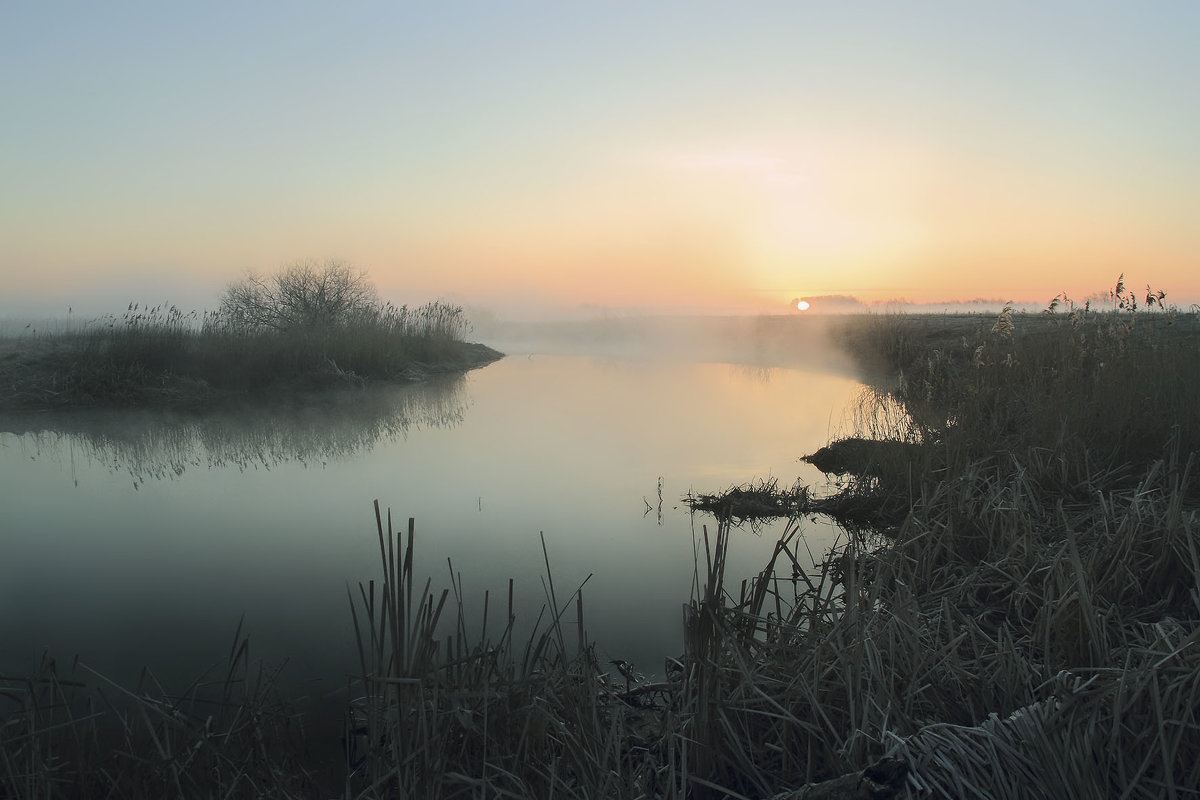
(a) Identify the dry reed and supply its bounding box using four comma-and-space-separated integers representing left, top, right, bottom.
0, 300, 494, 410
5, 290, 1197, 797
1, 623, 319, 798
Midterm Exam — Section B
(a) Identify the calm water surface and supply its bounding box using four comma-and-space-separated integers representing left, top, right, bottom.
0, 354, 862, 696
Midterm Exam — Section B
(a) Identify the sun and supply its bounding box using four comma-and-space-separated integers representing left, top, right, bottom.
796, 300, 810, 312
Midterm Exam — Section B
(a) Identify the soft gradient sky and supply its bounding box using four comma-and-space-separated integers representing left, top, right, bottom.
2, 1, 1197, 318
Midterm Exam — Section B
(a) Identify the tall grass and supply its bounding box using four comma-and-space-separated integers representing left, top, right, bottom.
832, 293, 1200, 499
675, 290, 1200, 796
0, 300, 490, 409
197, 300, 477, 389
344, 504, 661, 799
1, 625, 320, 798
759, 287, 1200, 795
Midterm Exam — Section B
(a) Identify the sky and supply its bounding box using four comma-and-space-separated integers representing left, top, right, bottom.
2, 1, 1197, 319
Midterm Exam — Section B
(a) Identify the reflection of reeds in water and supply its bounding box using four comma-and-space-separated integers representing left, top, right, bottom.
5, 377, 468, 485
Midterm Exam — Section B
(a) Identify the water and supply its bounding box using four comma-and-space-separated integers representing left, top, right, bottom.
0, 353, 862, 698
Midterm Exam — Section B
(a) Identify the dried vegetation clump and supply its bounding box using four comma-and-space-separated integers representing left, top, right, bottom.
685, 477, 812, 523
667, 280, 1200, 797
0, 261, 498, 410
1, 626, 320, 798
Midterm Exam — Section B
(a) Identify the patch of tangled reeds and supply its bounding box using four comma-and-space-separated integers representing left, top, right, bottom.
344, 504, 669, 799
0, 300, 498, 410
684, 477, 812, 523
677, 299, 1200, 797
674, 458, 1200, 798
1, 623, 318, 798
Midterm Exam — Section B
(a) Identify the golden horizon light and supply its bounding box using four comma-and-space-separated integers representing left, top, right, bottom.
1, 4, 1198, 317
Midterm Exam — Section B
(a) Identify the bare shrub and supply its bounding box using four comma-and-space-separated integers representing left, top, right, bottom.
217, 260, 381, 332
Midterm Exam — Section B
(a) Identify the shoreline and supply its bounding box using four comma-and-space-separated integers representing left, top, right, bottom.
0, 336, 504, 413
4, 308, 1198, 797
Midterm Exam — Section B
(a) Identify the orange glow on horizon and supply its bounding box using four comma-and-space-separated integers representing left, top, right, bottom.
4, 6, 1199, 319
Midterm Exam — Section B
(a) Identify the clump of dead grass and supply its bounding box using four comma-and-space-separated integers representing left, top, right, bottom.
1, 623, 319, 798
0, 299, 497, 410
684, 477, 811, 523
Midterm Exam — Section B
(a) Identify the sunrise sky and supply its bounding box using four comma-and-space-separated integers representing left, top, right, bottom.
2, 2, 1197, 318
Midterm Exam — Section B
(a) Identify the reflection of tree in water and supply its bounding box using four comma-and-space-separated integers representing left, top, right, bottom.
5, 377, 468, 486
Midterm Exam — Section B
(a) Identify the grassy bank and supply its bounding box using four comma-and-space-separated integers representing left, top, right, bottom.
0, 301, 502, 410
4, 299, 1198, 798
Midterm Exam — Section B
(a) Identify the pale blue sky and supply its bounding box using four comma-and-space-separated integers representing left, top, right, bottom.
3, 1, 1197, 316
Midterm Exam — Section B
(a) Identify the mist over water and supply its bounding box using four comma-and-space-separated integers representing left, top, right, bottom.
474, 312, 859, 374
0, 319, 863, 698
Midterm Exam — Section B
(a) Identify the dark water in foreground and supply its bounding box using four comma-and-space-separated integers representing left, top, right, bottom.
0, 354, 861, 698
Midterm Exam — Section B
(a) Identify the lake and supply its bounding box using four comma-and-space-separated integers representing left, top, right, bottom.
0, 345, 863, 706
